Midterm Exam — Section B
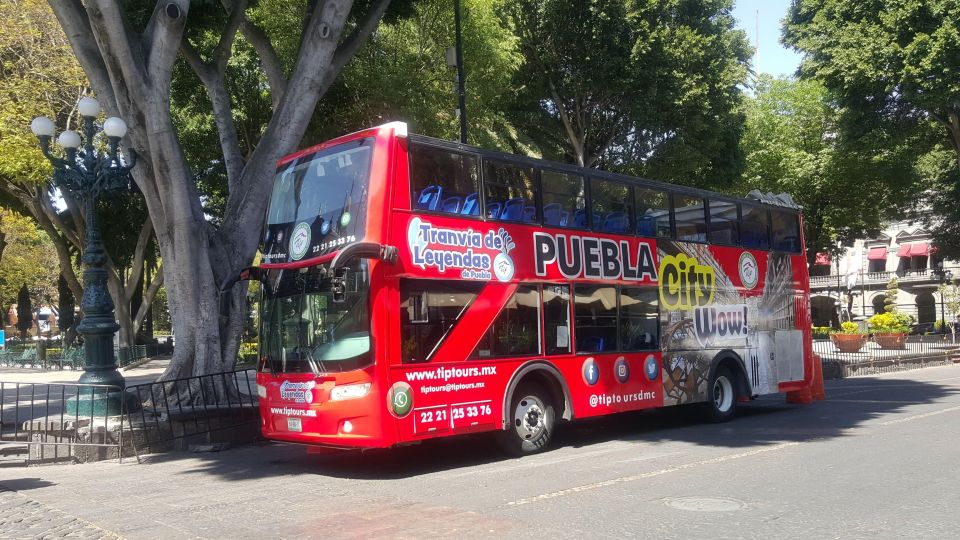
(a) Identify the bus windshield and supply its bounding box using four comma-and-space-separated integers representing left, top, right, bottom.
262, 137, 374, 263
260, 263, 371, 374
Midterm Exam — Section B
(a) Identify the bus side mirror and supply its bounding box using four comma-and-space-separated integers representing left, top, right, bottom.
219, 267, 265, 317
331, 268, 347, 304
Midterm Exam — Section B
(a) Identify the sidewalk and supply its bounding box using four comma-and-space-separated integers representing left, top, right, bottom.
0, 356, 170, 386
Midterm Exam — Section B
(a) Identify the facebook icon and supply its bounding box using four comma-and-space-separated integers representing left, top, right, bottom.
582, 358, 599, 386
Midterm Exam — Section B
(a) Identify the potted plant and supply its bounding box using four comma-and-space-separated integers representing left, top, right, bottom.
830, 321, 867, 353
868, 312, 911, 349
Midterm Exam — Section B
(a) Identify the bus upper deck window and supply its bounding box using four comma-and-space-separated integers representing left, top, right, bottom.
708, 200, 740, 245
540, 171, 585, 229
741, 206, 770, 250
635, 188, 671, 238
483, 160, 537, 223
772, 211, 801, 252
410, 145, 480, 216
673, 195, 707, 243
590, 179, 633, 234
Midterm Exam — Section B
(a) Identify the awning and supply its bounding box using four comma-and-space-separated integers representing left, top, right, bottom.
896, 244, 911, 257
867, 247, 888, 260
814, 252, 831, 266
909, 243, 930, 257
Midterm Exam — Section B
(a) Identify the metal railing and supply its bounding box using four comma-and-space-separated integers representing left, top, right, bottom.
0, 368, 260, 465
0, 382, 126, 464
815, 334, 960, 377
124, 369, 260, 458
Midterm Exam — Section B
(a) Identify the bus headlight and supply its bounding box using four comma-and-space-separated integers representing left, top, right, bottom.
257, 384, 267, 399
330, 383, 371, 401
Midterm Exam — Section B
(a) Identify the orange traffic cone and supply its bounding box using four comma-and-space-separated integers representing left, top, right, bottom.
811, 353, 826, 401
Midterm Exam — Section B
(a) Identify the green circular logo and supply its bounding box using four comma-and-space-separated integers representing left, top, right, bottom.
387, 382, 413, 418
289, 222, 311, 261
340, 212, 351, 227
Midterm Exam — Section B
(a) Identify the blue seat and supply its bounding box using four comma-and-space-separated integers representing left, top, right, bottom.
522, 206, 536, 222
560, 211, 569, 226
416, 185, 442, 211
573, 209, 588, 228
441, 196, 462, 214
461, 192, 479, 216
603, 212, 627, 233
581, 336, 604, 352
543, 203, 563, 226
487, 202, 502, 219
637, 217, 656, 237
500, 198, 525, 221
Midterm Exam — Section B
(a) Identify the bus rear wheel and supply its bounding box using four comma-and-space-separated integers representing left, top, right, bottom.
497, 383, 556, 456
701, 366, 737, 423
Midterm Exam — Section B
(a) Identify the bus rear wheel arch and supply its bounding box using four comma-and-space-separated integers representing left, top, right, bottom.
700, 354, 750, 423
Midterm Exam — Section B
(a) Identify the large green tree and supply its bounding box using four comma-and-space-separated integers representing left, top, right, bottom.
783, 0, 960, 256
502, 0, 751, 188
47, 0, 411, 379
740, 76, 921, 267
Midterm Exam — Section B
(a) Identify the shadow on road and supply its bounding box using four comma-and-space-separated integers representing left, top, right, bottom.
141, 373, 958, 481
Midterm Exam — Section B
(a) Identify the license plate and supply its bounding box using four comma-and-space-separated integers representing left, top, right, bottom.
287, 418, 302, 432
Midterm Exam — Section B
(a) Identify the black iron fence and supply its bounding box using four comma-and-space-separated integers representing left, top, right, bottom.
0, 368, 259, 465
0, 342, 173, 371
815, 334, 960, 378
0, 382, 127, 464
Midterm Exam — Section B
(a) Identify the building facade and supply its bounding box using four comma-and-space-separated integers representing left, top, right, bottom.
808, 219, 959, 328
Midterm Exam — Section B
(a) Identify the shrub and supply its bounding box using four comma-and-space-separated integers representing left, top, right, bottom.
811, 326, 832, 339
832, 321, 863, 335
868, 312, 911, 334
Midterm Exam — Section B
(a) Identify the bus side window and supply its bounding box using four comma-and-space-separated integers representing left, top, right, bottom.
741, 205, 770, 249
471, 285, 541, 359
771, 211, 801, 253
574, 284, 618, 353
409, 144, 479, 216
483, 160, 537, 222
673, 195, 707, 242
619, 287, 659, 351
635, 188, 671, 238
591, 179, 633, 234
400, 280, 481, 363
708, 200, 740, 245
543, 285, 571, 355
541, 170, 585, 229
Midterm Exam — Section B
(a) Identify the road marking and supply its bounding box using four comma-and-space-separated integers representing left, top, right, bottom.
877, 404, 960, 426
827, 399, 931, 404
505, 442, 799, 506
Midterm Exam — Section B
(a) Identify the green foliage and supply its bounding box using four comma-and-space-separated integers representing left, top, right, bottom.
867, 312, 912, 334
0, 212, 59, 307
832, 321, 863, 335
783, 0, 960, 258
502, 0, 751, 189
739, 76, 920, 265
811, 326, 832, 339
884, 277, 899, 313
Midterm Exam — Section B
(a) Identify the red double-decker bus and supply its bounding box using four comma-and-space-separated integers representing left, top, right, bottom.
247, 121, 819, 455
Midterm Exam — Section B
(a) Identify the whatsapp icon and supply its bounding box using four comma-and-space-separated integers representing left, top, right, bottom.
388, 383, 413, 418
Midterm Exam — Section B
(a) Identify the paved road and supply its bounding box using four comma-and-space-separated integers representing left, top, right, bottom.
1, 365, 959, 539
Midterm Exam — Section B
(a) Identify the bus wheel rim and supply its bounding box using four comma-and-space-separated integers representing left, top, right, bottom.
514, 395, 545, 441
714, 376, 733, 412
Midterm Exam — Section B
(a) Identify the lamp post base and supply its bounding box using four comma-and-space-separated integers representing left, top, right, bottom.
65, 387, 141, 417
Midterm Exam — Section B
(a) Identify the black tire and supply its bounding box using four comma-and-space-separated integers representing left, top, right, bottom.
497, 383, 556, 456
701, 366, 737, 423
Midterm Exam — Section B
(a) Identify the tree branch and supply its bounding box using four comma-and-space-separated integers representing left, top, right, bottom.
239, 18, 288, 107
138, 0, 189, 87
549, 79, 585, 166
181, 40, 245, 185
330, 0, 392, 73
133, 265, 164, 336
124, 215, 154, 299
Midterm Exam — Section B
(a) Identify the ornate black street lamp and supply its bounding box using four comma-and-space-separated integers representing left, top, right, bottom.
31, 97, 139, 415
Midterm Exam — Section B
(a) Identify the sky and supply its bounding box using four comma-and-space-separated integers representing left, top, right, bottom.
732, 0, 804, 77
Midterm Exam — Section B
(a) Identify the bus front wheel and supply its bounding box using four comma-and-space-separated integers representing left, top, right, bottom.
701, 366, 737, 423
497, 383, 556, 455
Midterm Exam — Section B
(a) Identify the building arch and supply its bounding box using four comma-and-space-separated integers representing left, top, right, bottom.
916, 292, 936, 323
810, 295, 837, 327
